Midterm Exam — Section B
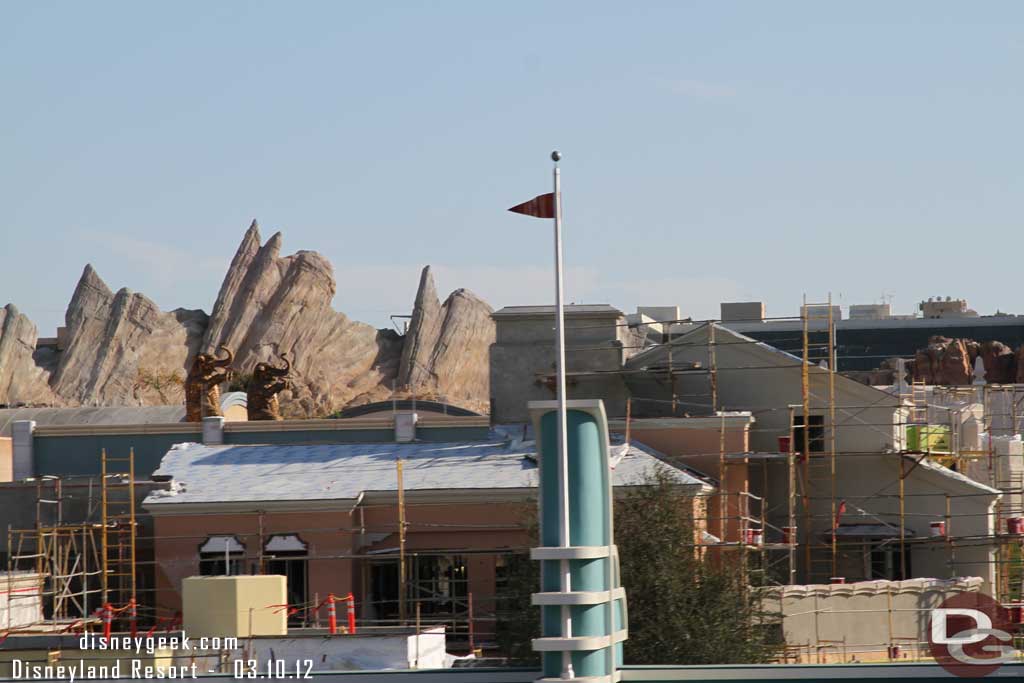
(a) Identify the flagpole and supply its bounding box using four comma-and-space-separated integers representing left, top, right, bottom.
551, 150, 574, 680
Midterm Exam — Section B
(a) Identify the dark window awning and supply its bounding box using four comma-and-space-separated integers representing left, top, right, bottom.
831, 523, 915, 539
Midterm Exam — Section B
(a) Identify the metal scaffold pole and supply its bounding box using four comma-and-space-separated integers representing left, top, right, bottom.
709, 322, 718, 413
101, 448, 109, 604
397, 457, 407, 626
130, 448, 137, 607
827, 294, 837, 578
788, 406, 797, 585
801, 296, 811, 579
899, 458, 907, 580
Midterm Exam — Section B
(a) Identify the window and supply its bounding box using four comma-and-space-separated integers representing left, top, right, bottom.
409, 554, 468, 617
370, 560, 400, 620
264, 535, 308, 624
869, 542, 911, 581
792, 414, 825, 454
369, 554, 468, 622
199, 536, 246, 576
494, 555, 510, 602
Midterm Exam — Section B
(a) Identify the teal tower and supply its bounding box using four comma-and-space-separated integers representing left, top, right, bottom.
529, 399, 628, 682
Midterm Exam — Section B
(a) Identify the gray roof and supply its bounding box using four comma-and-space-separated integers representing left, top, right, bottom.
908, 453, 1001, 495
834, 524, 914, 538
143, 436, 707, 507
492, 304, 623, 318
0, 405, 186, 437
626, 322, 804, 369
0, 393, 247, 437
624, 323, 899, 405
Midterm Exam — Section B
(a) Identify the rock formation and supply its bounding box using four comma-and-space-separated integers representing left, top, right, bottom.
941, 338, 972, 385
398, 266, 444, 388
200, 225, 495, 416
913, 337, 970, 385
0, 221, 496, 417
422, 288, 495, 411
396, 266, 495, 411
979, 341, 1017, 384
0, 304, 59, 406
49, 265, 208, 406
912, 336, 1024, 385
200, 223, 404, 417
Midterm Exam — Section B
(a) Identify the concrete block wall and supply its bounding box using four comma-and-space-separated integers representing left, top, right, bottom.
490, 307, 634, 423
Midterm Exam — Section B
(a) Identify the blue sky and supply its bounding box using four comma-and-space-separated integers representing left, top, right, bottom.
2, 2, 1022, 334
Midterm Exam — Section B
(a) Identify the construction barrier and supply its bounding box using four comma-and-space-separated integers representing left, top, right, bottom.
345, 593, 356, 635
102, 603, 112, 640
128, 598, 137, 639
326, 593, 337, 635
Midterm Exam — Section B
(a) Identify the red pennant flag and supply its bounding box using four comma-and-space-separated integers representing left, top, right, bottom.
508, 193, 556, 219
833, 499, 848, 530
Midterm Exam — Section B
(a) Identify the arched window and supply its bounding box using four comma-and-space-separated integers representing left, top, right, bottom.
199, 535, 245, 576
264, 535, 308, 621
265, 534, 308, 553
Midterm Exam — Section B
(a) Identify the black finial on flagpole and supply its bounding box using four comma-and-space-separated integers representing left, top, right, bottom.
551, 150, 562, 162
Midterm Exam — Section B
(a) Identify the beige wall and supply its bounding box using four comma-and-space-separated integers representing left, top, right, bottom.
636, 333, 902, 454
611, 417, 751, 544
0, 438, 11, 482
615, 419, 749, 480
629, 332, 1001, 585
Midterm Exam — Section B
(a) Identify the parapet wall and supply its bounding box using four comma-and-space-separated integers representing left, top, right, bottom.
763, 577, 984, 658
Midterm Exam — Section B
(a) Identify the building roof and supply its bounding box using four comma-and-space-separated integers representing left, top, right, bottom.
0, 405, 187, 437
0, 393, 247, 437
625, 322, 899, 406
628, 322, 802, 368
906, 453, 1002, 495
492, 304, 622, 318
143, 435, 709, 511
334, 400, 481, 419
833, 523, 914, 539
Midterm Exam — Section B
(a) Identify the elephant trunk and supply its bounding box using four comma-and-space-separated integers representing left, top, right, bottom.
272, 352, 291, 375
213, 345, 234, 367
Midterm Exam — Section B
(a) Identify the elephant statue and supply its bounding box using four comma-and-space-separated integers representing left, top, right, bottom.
184, 346, 234, 422
247, 352, 291, 421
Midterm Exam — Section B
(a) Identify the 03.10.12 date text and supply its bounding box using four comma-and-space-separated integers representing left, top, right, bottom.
232, 659, 314, 679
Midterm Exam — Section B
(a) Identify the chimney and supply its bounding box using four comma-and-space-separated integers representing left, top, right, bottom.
202, 416, 225, 445
12, 420, 35, 481
395, 412, 418, 443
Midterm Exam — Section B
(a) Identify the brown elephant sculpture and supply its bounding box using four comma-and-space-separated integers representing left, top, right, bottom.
247, 352, 291, 421
184, 346, 234, 422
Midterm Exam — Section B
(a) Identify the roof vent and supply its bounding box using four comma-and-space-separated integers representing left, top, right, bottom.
395, 412, 418, 443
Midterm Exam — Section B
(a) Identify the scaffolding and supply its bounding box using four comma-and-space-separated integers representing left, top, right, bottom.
6, 477, 105, 625
101, 448, 137, 614
979, 385, 1024, 604
618, 299, 1024, 604
697, 323, 799, 585
799, 295, 839, 582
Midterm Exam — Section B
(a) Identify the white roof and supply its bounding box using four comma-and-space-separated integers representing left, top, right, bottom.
143, 436, 709, 510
